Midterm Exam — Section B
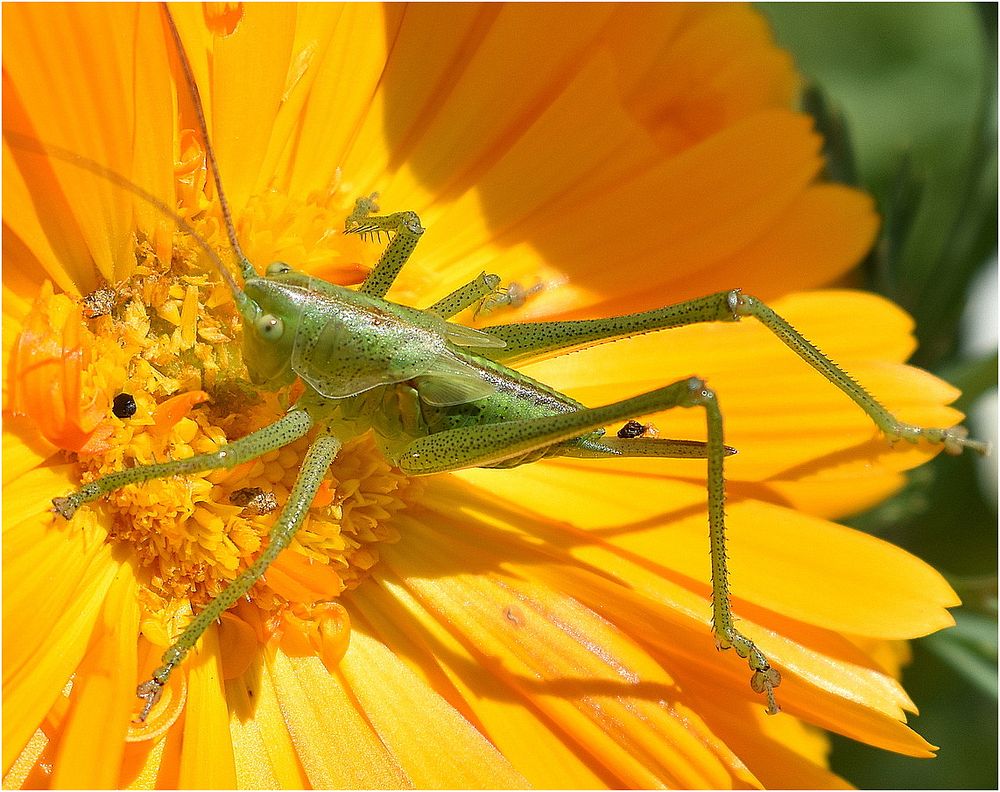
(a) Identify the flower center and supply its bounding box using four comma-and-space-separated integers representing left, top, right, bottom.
17, 176, 414, 662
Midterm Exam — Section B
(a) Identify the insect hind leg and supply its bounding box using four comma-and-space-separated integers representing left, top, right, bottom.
558, 435, 738, 459
393, 375, 781, 713
474, 289, 988, 457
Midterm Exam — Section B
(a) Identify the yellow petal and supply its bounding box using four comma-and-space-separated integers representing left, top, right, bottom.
269, 651, 410, 787
3, 466, 116, 773
51, 562, 140, 788
350, 580, 611, 788
340, 628, 529, 788
226, 656, 309, 788
178, 624, 238, 788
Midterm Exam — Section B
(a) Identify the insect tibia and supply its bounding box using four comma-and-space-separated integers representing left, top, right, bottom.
729, 290, 990, 457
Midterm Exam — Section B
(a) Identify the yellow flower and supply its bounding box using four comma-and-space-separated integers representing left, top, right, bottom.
2, 3, 969, 788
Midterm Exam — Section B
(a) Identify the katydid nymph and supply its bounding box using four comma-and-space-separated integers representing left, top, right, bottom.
29, 9, 988, 725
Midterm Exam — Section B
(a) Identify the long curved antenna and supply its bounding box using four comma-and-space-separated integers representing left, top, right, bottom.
5, 130, 254, 316
161, 2, 256, 283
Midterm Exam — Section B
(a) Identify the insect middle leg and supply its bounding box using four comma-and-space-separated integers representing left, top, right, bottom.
394, 376, 782, 713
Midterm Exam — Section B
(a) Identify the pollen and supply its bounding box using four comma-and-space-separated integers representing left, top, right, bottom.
22, 212, 412, 670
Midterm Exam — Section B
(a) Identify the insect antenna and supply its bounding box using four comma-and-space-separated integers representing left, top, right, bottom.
4, 129, 253, 319
161, 3, 256, 285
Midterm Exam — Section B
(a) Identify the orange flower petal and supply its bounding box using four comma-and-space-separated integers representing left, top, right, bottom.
8, 282, 106, 452
266, 549, 344, 603
340, 629, 530, 788
3, 4, 173, 287
51, 563, 140, 788
224, 656, 309, 788
178, 625, 237, 788
151, 390, 209, 436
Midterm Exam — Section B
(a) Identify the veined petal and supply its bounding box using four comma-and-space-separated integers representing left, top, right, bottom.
340, 628, 529, 788
3, 3, 173, 287
382, 514, 759, 789
269, 651, 411, 788
178, 624, 237, 788
350, 580, 614, 788
3, 468, 116, 774
51, 563, 140, 789
225, 656, 309, 788
450, 465, 957, 640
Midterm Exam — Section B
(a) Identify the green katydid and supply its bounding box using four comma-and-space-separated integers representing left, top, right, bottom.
27, 8, 987, 724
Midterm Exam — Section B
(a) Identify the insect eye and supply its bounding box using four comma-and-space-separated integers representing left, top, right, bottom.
256, 314, 284, 340
266, 262, 292, 276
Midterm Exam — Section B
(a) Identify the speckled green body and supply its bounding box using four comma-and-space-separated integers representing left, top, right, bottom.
51, 226, 985, 721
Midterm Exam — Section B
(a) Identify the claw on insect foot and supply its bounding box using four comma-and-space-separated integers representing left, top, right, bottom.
52, 496, 78, 520
751, 667, 782, 715
136, 678, 165, 723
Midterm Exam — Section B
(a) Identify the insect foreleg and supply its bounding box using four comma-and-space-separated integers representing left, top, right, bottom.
52, 409, 315, 520
136, 431, 343, 721
344, 199, 425, 297
475, 289, 988, 456
426, 272, 502, 319
395, 376, 780, 711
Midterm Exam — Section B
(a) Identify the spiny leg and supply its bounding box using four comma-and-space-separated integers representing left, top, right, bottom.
344, 196, 424, 298
52, 409, 314, 520
394, 376, 780, 711
559, 435, 737, 459
700, 384, 781, 715
136, 431, 343, 721
426, 272, 502, 319
473, 288, 987, 456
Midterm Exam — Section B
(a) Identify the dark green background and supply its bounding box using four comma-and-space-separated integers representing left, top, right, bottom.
760, 3, 998, 788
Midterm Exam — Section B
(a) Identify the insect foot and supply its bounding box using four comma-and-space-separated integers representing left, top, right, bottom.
135, 678, 165, 723
344, 192, 379, 231
887, 422, 991, 457
715, 626, 782, 716
51, 496, 79, 521
724, 289, 991, 458
136, 646, 186, 722
52, 482, 101, 520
